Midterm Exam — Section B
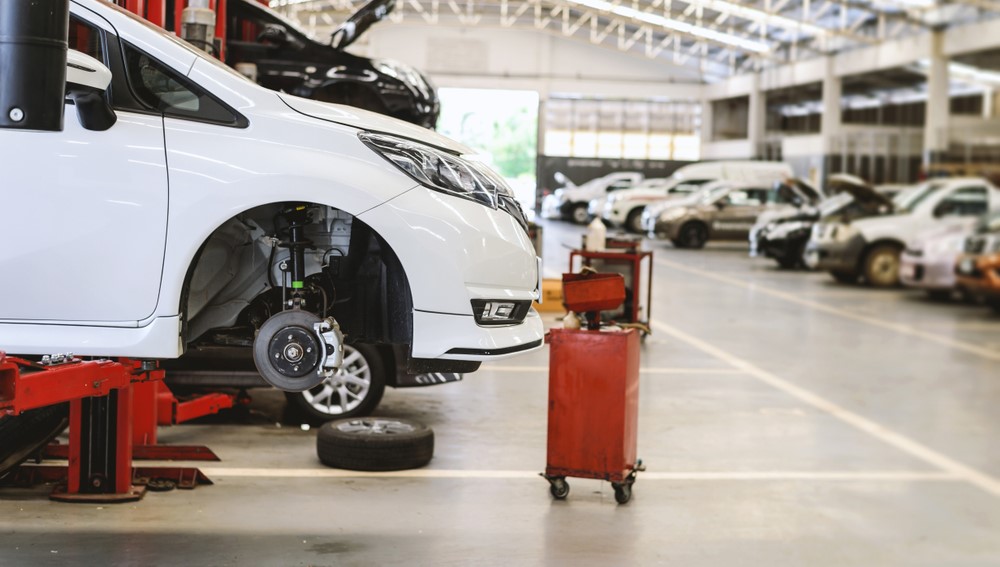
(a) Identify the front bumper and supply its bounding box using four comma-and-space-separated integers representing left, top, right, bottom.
955, 253, 1000, 299
805, 234, 866, 273
900, 252, 958, 291
360, 186, 542, 360
759, 232, 810, 263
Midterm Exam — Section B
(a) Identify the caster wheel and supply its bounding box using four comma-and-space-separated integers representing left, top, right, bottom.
549, 477, 570, 499
612, 482, 632, 504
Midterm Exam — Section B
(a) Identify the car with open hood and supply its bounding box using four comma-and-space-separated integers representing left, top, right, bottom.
805, 177, 1000, 286
955, 212, 1000, 312
598, 161, 792, 233
0, 0, 542, 401
225, 0, 439, 128
643, 181, 787, 249
749, 176, 883, 269
540, 171, 643, 224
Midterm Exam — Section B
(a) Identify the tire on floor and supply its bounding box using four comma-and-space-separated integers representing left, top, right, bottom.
317, 417, 434, 471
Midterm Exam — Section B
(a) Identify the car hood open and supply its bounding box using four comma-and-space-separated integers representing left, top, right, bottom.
330, 0, 395, 50
280, 93, 472, 155
827, 174, 894, 211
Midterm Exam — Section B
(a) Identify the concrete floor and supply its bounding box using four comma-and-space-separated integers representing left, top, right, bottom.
4, 219, 1000, 566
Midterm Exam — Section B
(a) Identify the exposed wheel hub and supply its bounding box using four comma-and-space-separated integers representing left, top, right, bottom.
253, 310, 344, 392
268, 327, 319, 378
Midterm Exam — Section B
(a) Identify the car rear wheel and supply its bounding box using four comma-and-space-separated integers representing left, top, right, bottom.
676, 222, 708, 249
625, 208, 645, 233
285, 343, 386, 424
863, 243, 902, 288
570, 203, 590, 224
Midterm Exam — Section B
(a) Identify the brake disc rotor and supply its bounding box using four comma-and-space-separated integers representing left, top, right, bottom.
253, 310, 327, 392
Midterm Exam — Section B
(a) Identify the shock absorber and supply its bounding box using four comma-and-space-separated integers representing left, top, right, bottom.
280, 205, 313, 308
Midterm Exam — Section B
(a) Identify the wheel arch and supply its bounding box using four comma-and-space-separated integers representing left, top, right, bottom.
172, 198, 414, 351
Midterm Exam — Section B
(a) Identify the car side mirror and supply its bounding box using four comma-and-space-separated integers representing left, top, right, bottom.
257, 23, 290, 46
65, 50, 116, 131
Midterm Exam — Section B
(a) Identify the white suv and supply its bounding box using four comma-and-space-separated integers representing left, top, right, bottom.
0, 1, 542, 391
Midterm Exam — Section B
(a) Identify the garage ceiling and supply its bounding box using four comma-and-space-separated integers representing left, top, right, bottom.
273, 0, 1000, 80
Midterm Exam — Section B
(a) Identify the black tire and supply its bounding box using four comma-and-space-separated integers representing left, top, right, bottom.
285, 343, 386, 424
925, 290, 952, 302
863, 243, 903, 288
988, 299, 1000, 314
613, 482, 632, 504
776, 256, 799, 270
0, 403, 69, 480
549, 477, 570, 499
570, 203, 590, 225
317, 417, 433, 471
830, 270, 857, 284
625, 208, 645, 234
677, 222, 708, 249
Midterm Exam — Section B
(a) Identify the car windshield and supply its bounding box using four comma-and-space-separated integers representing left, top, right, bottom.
242, 0, 320, 43
699, 184, 732, 204
894, 182, 944, 213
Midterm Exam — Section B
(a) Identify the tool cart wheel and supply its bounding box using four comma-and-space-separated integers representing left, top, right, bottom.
317, 417, 434, 471
549, 477, 570, 499
612, 482, 632, 504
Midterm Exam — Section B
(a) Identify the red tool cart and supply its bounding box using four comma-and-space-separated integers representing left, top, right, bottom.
541, 272, 644, 504
569, 244, 652, 329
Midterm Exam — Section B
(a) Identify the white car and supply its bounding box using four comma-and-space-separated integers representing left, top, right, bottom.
602, 161, 793, 232
805, 178, 1000, 287
0, 0, 543, 392
540, 171, 643, 224
900, 220, 978, 300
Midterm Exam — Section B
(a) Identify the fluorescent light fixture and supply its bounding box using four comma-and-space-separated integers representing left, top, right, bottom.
565, 0, 771, 53
697, 0, 829, 37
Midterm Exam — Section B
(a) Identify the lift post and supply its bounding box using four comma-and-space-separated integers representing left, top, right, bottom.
0, 352, 211, 503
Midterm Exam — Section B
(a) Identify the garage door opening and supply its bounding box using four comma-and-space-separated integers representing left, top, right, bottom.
436, 88, 539, 211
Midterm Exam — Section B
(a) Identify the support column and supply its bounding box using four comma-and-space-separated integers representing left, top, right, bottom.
924, 31, 949, 166
699, 98, 713, 158
748, 74, 766, 159
982, 87, 993, 119
820, 57, 842, 185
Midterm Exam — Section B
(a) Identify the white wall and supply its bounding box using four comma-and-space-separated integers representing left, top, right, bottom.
360, 25, 704, 100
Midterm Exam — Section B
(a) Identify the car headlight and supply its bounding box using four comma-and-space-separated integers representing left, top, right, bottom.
360, 132, 506, 208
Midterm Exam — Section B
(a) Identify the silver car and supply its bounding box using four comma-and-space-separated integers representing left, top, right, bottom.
645, 182, 785, 249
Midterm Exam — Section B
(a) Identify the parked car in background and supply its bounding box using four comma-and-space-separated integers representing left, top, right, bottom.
806, 177, 999, 287
0, 1, 543, 396
955, 212, 1000, 311
600, 161, 793, 233
644, 181, 782, 249
226, 0, 440, 128
900, 219, 978, 300
541, 171, 643, 224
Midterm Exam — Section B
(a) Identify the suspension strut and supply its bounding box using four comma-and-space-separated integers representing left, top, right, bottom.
279, 204, 314, 308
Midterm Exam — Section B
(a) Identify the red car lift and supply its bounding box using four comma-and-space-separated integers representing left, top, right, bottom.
0, 352, 212, 503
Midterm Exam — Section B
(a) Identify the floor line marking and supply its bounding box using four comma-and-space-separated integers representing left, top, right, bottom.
654, 258, 1000, 361
650, 318, 1000, 497
198, 467, 960, 482
478, 365, 744, 375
